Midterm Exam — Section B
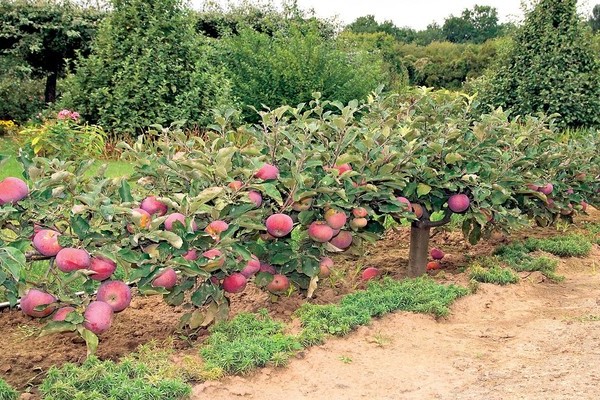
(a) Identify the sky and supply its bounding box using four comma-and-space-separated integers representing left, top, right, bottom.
192, 0, 596, 30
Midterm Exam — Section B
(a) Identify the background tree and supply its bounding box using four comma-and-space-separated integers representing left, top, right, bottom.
62, 0, 231, 135
589, 4, 600, 32
480, 0, 600, 128
442, 5, 500, 44
0, 0, 103, 104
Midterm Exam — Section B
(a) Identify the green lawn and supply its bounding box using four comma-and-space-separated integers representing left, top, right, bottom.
0, 136, 133, 180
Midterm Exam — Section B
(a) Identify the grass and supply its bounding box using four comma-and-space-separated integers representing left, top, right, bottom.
583, 223, 600, 245
0, 379, 18, 400
296, 277, 469, 346
468, 263, 519, 285
524, 235, 592, 257
200, 309, 302, 375
494, 243, 564, 282
39, 355, 191, 400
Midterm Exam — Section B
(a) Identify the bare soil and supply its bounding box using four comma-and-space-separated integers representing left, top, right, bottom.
1, 209, 599, 399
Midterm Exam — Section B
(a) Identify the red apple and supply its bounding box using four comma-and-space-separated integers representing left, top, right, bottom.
324, 209, 347, 229
352, 207, 368, 218
223, 273, 247, 293
329, 231, 353, 250
292, 197, 313, 211
83, 301, 114, 335
183, 249, 199, 261
361, 267, 380, 281
266, 214, 294, 237
20, 289, 56, 318
241, 255, 261, 278
255, 164, 279, 180
56, 248, 91, 273
52, 306, 76, 322
430, 248, 445, 260
427, 261, 441, 271
131, 208, 151, 229
89, 257, 117, 281
350, 218, 367, 229
205, 220, 229, 237
152, 268, 178, 289
32, 229, 62, 256
538, 183, 553, 195
448, 194, 470, 213
319, 257, 334, 278
412, 204, 424, 219
140, 196, 168, 216
248, 191, 262, 207
0, 177, 29, 205
96, 280, 131, 313
164, 212, 198, 232
308, 221, 334, 242
332, 163, 352, 175
396, 196, 412, 212
228, 180, 244, 191
266, 274, 290, 293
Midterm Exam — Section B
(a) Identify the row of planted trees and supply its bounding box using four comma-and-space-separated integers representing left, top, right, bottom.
0, 88, 599, 352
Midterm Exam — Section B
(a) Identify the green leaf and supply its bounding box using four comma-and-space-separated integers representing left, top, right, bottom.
444, 153, 463, 164
0, 247, 26, 280
255, 183, 283, 206
417, 183, 432, 197
118, 179, 133, 202
79, 328, 99, 357
152, 231, 183, 248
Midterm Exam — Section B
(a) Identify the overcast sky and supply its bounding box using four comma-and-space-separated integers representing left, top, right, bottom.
192, 0, 596, 30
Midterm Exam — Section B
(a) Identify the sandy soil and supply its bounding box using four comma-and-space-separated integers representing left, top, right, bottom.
196, 247, 600, 400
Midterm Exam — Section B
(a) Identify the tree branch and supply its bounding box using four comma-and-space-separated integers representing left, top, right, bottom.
25, 251, 52, 261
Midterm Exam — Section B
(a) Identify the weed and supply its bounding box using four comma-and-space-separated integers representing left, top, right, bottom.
524, 235, 592, 257
468, 264, 519, 285
0, 379, 18, 400
39, 356, 191, 400
494, 243, 564, 282
339, 356, 353, 364
368, 332, 393, 347
199, 310, 303, 375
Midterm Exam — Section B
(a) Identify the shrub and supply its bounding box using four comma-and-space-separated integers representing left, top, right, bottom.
0, 56, 45, 123
479, 0, 600, 128
63, 0, 231, 136
217, 22, 383, 120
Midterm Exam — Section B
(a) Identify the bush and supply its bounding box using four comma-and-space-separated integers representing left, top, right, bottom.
63, 0, 231, 136
0, 56, 45, 123
479, 0, 600, 128
217, 22, 384, 120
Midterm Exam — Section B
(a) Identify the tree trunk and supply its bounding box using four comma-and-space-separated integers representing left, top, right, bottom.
407, 222, 430, 277
44, 70, 57, 104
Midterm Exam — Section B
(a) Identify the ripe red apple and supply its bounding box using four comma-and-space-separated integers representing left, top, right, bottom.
426, 261, 441, 271
56, 248, 91, 273
152, 268, 178, 289
164, 212, 198, 231
324, 209, 347, 229
266, 213, 294, 237
308, 221, 334, 242
89, 257, 117, 281
241, 255, 261, 278
0, 177, 29, 205
20, 289, 56, 318
228, 180, 244, 191
581, 201, 588, 212
96, 280, 132, 313
248, 191, 263, 207
329, 231, 353, 250
448, 194, 470, 213
566, 188, 574, 195
430, 248, 445, 260
538, 183, 553, 195
183, 249, 198, 261
352, 207, 368, 218
83, 301, 114, 335
140, 196, 167, 216
350, 218, 367, 229
412, 204, 424, 219
52, 306, 76, 322
361, 267, 380, 281
32, 229, 63, 256
526, 184, 539, 191
223, 273, 247, 293
396, 196, 412, 212
292, 197, 313, 212
205, 220, 229, 237
332, 163, 352, 175
267, 274, 290, 293
255, 163, 279, 180
319, 257, 334, 278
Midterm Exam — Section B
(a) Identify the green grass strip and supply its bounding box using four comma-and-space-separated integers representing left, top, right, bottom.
0, 378, 18, 400
524, 235, 592, 257
493, 243, 564, 282
39, 356, 191, 400
469, 264, 519, 285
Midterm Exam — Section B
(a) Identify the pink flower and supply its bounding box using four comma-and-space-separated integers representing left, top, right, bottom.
57, 109, 71, 120
70, 112, 80, 121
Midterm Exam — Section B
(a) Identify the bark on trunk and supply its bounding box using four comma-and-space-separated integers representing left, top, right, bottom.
407, 223, 430, 277
44, 70, 57, 104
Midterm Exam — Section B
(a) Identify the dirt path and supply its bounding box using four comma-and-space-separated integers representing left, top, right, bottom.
195, 248, 600, 400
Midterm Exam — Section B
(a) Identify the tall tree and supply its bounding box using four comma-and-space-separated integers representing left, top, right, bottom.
442, 5, 500, 44
0, 0, 103, 104
589, 4, 600, 32
482, 0, 600, 128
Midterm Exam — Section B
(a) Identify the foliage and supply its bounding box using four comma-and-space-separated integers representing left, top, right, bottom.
468, 262, 519, 285
397, 39, 500, 89
19, 110, 106, 160
480, 0, 600, 129
200, 309, 302, 374
216, 22, 383, 120
39, 356, 191, 400
0, 55, 46, 123
524, 235, 592, 257
0, 0, 104, 104
589, 4, 600, 33
297, 277, 469, 345
63, 0, 231, 136
442, 5, 501, 44
0, 89, 598, 349
0, 379, 18, 400
0, 120, 17, 137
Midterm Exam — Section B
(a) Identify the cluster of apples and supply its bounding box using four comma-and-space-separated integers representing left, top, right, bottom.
427, 248, 445, 271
